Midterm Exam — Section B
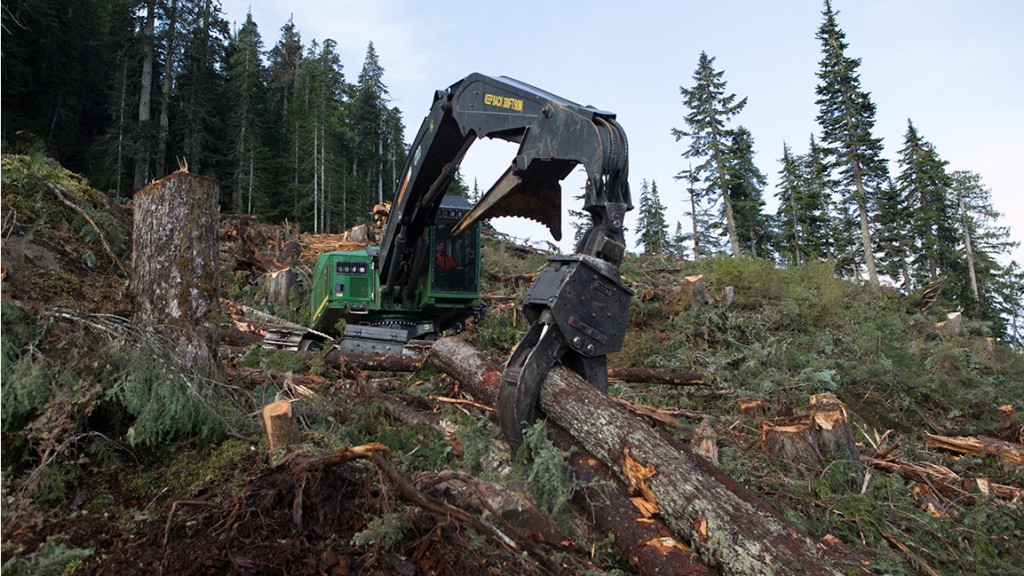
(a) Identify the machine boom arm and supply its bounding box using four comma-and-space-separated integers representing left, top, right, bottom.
381, 73, 633, 446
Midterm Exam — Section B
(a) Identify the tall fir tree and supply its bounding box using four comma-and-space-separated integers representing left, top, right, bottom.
725, 127, 771, 257
895, 119, 960, 291
635, 180, 670, 254
172, 0, 230, 177
672, 51, 748, 256
873, 177, 912, 287
814, 0, 889, 285
950, 170, 1019, 330
224, 11, 269, 215
266, 17, 305, 222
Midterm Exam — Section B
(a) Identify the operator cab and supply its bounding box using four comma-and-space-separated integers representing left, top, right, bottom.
430, 195, 479, 294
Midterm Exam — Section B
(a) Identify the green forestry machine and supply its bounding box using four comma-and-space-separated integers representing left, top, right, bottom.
269, 73, 632, 446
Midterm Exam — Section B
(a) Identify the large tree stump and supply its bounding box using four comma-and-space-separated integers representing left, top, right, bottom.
761, 394, 861, 476
426, 338, 853, 576
265, 268, 298, 309
132, 171, 220, 378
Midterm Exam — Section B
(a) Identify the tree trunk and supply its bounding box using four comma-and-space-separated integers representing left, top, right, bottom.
155, 0, 178, 179
132, 171, 220, 378
132, 0, 156, 192
426, 338, 853, 576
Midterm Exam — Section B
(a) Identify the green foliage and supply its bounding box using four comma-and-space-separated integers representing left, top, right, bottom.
350, 511, 411, 551
111, 349, 221, 447
1, 535, 94, 576
338, 400, 451, 474
1, 154, 130, 268
121, 438, 255, 503
516, 421, 575, 517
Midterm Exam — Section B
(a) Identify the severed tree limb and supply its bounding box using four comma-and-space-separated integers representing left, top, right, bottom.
923, 434, 1024, 466
426, 337, 856, 576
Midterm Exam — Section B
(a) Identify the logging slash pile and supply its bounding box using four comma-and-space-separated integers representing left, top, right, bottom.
2, 156, 1023, 575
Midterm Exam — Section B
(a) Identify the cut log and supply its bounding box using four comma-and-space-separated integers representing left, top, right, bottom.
663, 275, 735, 312
607, 367, 705, 386
761, 394, 861, 476
426, 338, 853, 576
262, 399, 295, 456
132, 171, 220, 378
935, 311, 963, 336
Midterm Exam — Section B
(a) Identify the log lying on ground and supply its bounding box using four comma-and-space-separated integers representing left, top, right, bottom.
427, 338, 853, 576
861, 455, 1024, 502
219, 324, 706, 386
548, 425, 713, 576
923, 433, 1024, 466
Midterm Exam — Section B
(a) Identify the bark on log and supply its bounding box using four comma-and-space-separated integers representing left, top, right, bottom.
426, 338, 853, 576
549, 426, 713, 576
761, 394, 861, 477
132, 171, 220, 378
262, 399, 295, 456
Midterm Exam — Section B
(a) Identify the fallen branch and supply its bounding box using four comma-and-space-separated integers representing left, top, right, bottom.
49, 183, 127, 274
923, 434, 1024, 466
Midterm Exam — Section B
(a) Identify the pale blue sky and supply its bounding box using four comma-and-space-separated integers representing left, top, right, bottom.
221, 0, 1023, 266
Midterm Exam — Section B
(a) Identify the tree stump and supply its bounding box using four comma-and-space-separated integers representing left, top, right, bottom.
131, 171, 220, 378
265, 268, 298, 309
761, 394, 861, 476
262, 399, 295, 456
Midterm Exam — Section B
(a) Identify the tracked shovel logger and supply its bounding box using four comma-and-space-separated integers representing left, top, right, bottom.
279, 73, 632, 447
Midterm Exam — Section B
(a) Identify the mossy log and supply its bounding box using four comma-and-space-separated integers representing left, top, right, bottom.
132, 170, 220, 378
427, 338, 853, 576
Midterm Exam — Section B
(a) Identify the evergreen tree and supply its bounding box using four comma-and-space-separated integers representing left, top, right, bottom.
671, 221, 687, 259
802, 135, 835, 260
873, 177, 912, 287
950, 170, 1019, 328
672, 51, 748, 256
224, 11, 269, 215
725, 127, 771, 257
775, 143, 805, 265
775, 139, 832, 266
266, 17, 305, 222
350, 42, 390, 215
171, 0, 230, 177
1001, 262, 1024, 350
677, 164, 721, 260
895, 119, 960, 291
635, 180, 670, 254
298, 38, 346, 233
814, 0, 889, 285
